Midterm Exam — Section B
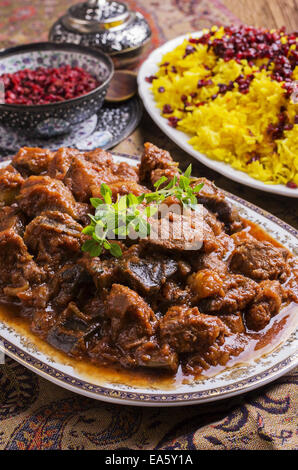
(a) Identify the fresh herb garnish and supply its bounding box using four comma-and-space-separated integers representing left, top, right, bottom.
81, 165, 204, 258
81, 183, 157, 258
145, 164, 204, 210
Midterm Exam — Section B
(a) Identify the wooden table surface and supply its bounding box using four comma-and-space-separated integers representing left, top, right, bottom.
223, 0, 298, 31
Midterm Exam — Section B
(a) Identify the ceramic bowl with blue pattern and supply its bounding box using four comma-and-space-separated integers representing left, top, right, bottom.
0, 42, 114, 137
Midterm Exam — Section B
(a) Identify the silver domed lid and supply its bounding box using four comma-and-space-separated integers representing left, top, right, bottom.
63, 0, 131, 33
49, 0, 152, 68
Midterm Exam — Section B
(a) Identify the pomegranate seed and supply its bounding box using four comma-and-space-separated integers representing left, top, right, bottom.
162, 104, 173, 114
246, 153, 260, 164
183, 45, 196, 58
197, 79, 213, 88
286, 181, 297, 189
1, 65, 100, 105
168, 116, 181, 127
188, 25, 296, 86
145, 75, 157, 83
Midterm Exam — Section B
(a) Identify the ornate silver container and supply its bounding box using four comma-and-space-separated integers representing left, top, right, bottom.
49, 0, 152, 69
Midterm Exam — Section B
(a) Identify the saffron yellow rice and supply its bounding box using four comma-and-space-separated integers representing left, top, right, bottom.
151, 26, 298, 186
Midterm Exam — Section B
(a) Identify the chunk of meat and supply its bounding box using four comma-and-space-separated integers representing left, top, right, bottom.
18, 175, 88, 222
139, 142, 179, 187
49, 263, 91, 311
189, 251, 228, 275
0, 165, 24, 205
246, 280, 285, 331
63, 154, 112, 202
12, 147, 54, 175
105, 284, 157, 340
159, 306, 229, 353
184, 333, 246, 375
188, 229, 233, 275
199, 274, 259, 314
230, 239, 290, 281
158, 281, 193, 310
87, 148, 139, 183
83, 296, 106, 320
92, 284, 170, 370
118, 255, 178, 295
141, 209, 218, 254
16, 284, 50, 310
134, 341, 178, 372
203, 206, 224, 236
79, 255, 119, 290
88, 334, 178, 371
0, 210, 46, 306
84, 147, 115, 164
231, 230, 254, 245
284, 257, 298, 303
88, 336, 125, 366
112, 161, 139, 182
91, 180, 148, 202
24, 211, 83, 269
125, 337, 173, 369
49, 148, 139, 203
0, 205, 25, 235
188, 269, 224, 300
48, 147, 114, 182
177, 260, 192, 278
192, 177, 243, 233
47, 147, 80, 180
150, 167, 180, 188
0, 228, 44, 292
220, 313, 245, 333
31, 308, 57, 338
216, 230, 235, 258
47, 302, 100, 357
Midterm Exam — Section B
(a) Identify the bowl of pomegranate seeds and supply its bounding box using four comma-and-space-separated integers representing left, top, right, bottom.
0, 42, 114, 136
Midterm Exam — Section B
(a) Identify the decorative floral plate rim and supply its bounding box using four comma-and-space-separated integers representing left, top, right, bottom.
0, 97, 143, 156
0, 154, 297, 407
137, 31, 298, 199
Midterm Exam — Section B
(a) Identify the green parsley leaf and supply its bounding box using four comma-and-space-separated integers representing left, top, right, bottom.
81, 167, 204, 258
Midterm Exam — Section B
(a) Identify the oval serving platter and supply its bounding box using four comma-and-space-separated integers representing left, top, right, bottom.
138, 32, 298, 198
0, 154, 297, 407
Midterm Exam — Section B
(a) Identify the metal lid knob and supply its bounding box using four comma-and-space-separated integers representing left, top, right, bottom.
64, 0, 130, 33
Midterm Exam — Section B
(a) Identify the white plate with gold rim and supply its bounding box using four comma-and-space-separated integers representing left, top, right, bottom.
0, 154, 297, 406
138, 32, 298, 198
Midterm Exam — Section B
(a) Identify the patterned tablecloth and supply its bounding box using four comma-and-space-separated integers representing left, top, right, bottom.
0, 0, 297, 451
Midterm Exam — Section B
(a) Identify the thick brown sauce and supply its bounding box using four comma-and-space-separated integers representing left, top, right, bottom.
0, 219, 297, 390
